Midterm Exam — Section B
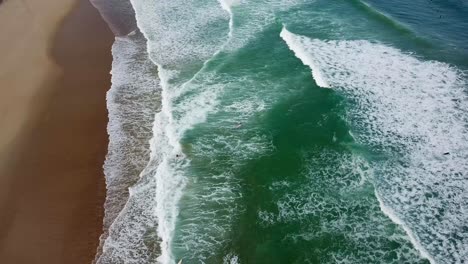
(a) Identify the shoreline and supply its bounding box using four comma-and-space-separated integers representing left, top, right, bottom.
0, 0, 114, 263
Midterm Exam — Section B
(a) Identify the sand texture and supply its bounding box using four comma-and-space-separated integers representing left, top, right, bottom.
0, 0, 113, 263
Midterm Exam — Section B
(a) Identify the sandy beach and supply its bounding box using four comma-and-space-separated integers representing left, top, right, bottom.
0, 0, 113, 263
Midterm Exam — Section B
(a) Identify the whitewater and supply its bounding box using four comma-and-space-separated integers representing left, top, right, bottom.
96, 0, 468, 263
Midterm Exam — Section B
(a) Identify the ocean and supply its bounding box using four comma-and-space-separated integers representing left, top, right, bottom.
94, 0, 468, 263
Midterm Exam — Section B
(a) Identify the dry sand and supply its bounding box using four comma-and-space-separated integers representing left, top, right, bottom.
0, 0, 113, 263
0, 0, 74, 170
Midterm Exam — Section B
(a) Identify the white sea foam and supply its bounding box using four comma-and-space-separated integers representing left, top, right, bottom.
280, 29, 468, 263
280, 27, 330, 88
147, 4, 317, 256
258, 149, 423, 263
375, 191, 436, 263
125, 0, 236, 262
217, 0, 237, 40
223, 254, 240, 264
129, 0, 230, 69
97, 31, 161, 264
214, 0, 305, 52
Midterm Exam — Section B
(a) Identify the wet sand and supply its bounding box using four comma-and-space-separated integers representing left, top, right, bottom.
0, 0, 113, 263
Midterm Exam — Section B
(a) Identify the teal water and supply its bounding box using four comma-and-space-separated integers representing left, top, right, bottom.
97, 0, 468, 263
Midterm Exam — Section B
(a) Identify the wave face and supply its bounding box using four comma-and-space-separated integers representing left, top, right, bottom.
97, 0, 468, 263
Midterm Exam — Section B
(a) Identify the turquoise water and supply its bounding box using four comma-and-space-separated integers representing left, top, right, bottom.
97, 0, 468, 263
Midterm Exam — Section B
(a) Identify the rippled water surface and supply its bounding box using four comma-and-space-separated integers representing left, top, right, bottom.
95, 1, 468, 263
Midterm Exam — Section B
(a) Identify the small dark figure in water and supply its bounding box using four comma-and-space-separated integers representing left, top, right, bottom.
443, 152, 450, 155
176, 154, 180, 158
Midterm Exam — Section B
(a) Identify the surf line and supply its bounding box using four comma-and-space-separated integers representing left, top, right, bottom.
280, 26, 331, 88
279, 26, 439, 264
375, 191, 436, 264
125, 0, 237, 263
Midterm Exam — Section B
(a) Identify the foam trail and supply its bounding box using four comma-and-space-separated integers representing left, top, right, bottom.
280, 29, 468, 263
280, 27, 331, 88
217, 0, 237, 39
258, 150, 425, 263
127, 0, 233, 263
375, 191, 436, 264
97, 31, 161, 264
